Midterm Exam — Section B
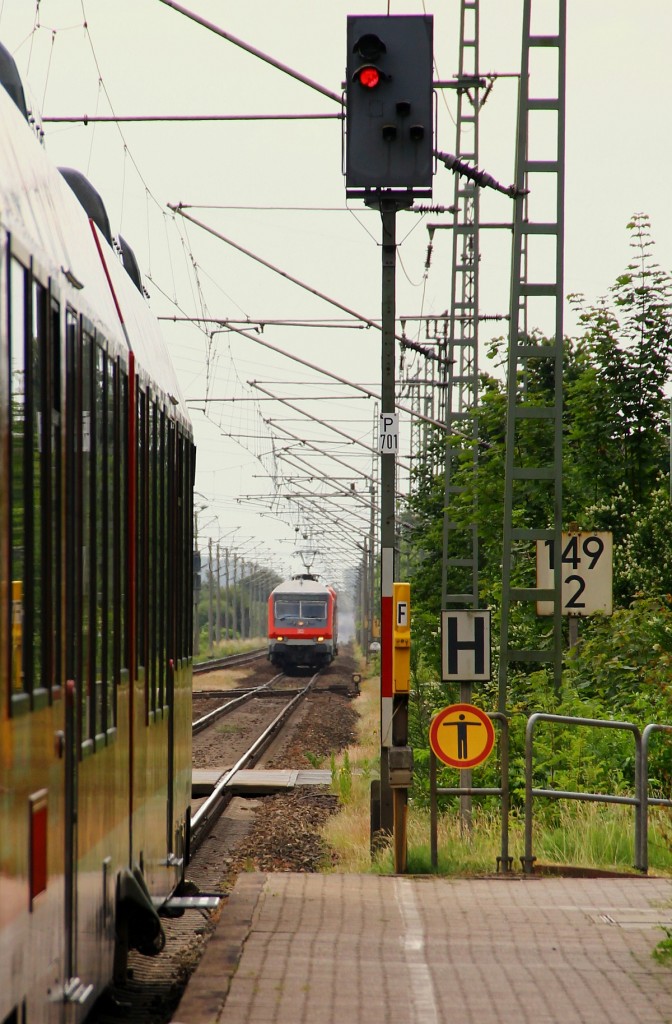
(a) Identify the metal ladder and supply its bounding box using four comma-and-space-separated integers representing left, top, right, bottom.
498, 0, 567, 711
442, 0, 482, 611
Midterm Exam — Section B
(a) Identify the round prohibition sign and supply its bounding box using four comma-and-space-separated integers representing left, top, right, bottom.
429, 703, 495, 769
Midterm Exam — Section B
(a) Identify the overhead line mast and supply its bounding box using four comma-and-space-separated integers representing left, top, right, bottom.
498, 0, 567, 715
441, 0, 483, 617
439, 0, 485, 838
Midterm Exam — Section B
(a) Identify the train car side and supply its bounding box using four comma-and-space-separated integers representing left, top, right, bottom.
0, 47, 194, 1024
267, 576, 338, 672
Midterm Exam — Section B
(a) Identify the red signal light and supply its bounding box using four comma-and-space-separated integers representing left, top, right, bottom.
357, 65, 380, 89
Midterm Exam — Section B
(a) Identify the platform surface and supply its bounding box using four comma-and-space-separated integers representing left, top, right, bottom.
172, 872, 672, 1024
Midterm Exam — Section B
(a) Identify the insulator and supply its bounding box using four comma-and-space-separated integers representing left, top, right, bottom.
411, 203, 455, 214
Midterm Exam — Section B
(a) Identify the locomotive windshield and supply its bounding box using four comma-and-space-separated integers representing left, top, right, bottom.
274, 597, 328, 626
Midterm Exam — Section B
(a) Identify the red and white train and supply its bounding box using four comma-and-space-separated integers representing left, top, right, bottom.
267, 575, 338, 672
0, 43, 195, 1024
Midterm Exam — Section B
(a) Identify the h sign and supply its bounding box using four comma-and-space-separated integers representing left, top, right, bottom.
441, 610, 491, 682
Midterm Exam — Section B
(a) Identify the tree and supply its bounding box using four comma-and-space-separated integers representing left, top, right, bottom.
403, 214, 672, 676
566, 213, 672, 509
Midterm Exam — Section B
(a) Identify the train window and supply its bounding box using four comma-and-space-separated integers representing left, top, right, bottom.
118, 365, 128, 675
7, 257, 64, 713
49, 296, 62, 694
148, 397, 157, 714
174, 432, 184, 661
9, 256, 27, 705
80, 327, 93, 743
64, 309, 82, 701
275, 600, 300, 622
186, 440, 195, 659
29, 278, 48, 705
177, 434, 188, 661
302, 602, 328, 621
165, 420, 174, 668
94, 342, 106, 739
158, 409, 167, 706
274, 599, 327, 625
175, 432, 183, 660
136, 387, 148, 694
106, 358, 115, 724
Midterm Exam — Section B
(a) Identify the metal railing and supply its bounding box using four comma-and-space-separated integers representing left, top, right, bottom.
429, 711, 672, 875
639, 723, 672, 873
524, 713, 662, 874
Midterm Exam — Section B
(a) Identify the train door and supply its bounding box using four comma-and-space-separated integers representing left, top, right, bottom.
165, 417, 175, 852
66, 320, 125, 1006
165, 425, 192, 871
164, 420, 186, 872
2, 243, 68, 1023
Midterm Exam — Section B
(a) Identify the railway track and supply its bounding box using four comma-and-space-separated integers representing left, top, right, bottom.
192, 647, 267, 674
191, 672, 287, 734
189, 670, 322, 854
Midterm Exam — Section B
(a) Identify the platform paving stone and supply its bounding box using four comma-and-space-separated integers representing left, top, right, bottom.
172, 872, 672, 1024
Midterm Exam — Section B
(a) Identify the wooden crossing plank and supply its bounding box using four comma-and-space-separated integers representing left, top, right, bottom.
192, 767, 332, 796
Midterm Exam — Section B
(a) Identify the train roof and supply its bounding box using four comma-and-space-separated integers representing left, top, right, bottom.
0, 47, 191, 432
270, 579, 334, 598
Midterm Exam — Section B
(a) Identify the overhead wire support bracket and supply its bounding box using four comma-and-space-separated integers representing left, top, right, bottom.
43, 113, 343, 124
435, 149, 529, 198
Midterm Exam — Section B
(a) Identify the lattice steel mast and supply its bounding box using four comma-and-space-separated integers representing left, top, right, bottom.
441, 0, 482, 612
498, 0, 566, 710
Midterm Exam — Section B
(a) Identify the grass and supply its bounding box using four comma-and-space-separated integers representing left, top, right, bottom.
215, 722, 243, 736
653, 929, 672, 964
320, 667, 672, 878
194, 636, 265, 665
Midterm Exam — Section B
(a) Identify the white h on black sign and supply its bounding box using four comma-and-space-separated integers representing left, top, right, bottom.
441, 610, 492, 681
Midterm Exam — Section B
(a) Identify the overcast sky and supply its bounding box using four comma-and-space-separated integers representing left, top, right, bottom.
2, 0, 671, 589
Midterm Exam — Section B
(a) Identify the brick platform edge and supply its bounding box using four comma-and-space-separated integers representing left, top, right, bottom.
171, 872, 266, 1024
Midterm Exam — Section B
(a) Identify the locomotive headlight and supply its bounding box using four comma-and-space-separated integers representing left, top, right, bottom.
317, 636, 324, 642
277, 636, 284, 641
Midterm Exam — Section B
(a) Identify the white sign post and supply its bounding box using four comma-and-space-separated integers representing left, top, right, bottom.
536, 531, 613, 617
379, 413, 399, 455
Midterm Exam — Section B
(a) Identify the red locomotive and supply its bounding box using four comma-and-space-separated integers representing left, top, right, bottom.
267, 575, 338, 672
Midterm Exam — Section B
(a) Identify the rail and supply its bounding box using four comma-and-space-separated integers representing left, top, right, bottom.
192, 672, 285, 734
192, 647, 266, 674
189, 669, 321, 854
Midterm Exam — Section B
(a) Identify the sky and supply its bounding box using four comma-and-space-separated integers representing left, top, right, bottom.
2, 0, 672, 593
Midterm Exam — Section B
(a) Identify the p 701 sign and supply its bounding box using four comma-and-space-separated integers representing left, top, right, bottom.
536, 531, 613, 617
379, 413, 399, 455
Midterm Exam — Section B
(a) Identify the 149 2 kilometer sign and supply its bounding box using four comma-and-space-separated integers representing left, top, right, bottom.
536, 530, 613, 617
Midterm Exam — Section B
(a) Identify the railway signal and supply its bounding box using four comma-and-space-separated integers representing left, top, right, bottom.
345, 14, 434, 196
345, 14, 433, 869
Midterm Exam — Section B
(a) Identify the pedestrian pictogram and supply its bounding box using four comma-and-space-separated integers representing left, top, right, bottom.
429, 703, 495, 769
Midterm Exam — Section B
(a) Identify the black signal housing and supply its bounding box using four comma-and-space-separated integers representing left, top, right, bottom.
345, 14, 434, 197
